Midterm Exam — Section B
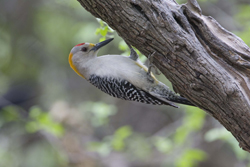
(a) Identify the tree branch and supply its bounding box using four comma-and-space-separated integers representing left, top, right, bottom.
77, 0, 250, 152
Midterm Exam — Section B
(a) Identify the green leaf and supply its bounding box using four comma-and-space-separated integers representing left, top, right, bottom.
29, 106, 42, 119
87, 142, 111, 156
174, 126, 189, 144
184, 108, 205, 130
95, 28, 101, 35
1, 106, 20, 122
25, 121, 39, 133
111, 126, 132, 151
176, 149, 207, 167
114, 126, 132, 139
153, 136, 173, 153
95, 18, 114, 40
204, 128, 230, 142
26, 106, 64, 136
118, 41, 128, 51
85, 102, 117, 127
99, 36, 106, 42
100, 26, 109, 36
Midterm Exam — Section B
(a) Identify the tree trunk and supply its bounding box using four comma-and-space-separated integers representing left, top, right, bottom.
77, 0, 250, 152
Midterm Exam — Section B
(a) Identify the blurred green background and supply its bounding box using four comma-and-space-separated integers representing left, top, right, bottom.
0, 0, 249, 167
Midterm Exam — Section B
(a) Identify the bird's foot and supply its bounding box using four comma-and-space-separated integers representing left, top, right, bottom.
126, 42, 139, 61
147, 51, 161, 82
147, 51, 161, 75
147, 65, 155, 83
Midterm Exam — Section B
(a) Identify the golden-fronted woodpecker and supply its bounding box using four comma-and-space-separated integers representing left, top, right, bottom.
69, 38, 194, 108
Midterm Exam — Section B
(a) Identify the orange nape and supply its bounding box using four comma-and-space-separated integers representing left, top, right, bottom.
68, 52, 86, 79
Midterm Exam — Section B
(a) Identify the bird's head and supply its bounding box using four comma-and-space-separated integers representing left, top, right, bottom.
68, 38, 114, 78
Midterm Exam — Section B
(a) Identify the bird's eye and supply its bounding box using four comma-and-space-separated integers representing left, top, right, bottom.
81, 47, 87, 52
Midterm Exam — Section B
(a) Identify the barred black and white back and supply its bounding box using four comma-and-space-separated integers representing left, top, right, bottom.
89, 75, 178, 107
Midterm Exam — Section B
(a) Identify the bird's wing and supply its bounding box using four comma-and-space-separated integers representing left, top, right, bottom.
88, 74, 178, 107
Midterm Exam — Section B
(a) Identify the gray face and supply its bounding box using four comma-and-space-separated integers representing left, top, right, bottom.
70, 43, 91, 55
70, 38, 114, 57
70, 45, 81, 55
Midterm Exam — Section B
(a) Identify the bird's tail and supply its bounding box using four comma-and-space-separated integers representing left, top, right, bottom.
170, 96, 195, 106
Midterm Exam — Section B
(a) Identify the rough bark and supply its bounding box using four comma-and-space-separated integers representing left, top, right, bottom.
77, 0, 250, 152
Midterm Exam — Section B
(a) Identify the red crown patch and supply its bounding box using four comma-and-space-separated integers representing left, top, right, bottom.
75, 43, 85, 46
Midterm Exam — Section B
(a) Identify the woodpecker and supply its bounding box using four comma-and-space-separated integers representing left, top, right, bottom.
69, 38, 194, 108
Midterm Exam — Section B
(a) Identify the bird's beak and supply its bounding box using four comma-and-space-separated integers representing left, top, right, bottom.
90, 38, 114, 52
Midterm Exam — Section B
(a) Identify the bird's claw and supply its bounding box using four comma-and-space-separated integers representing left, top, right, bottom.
147, 65, 155, 83
126, 42, 139, 61
146, 51, 161, 82
147, 51, 161, 74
